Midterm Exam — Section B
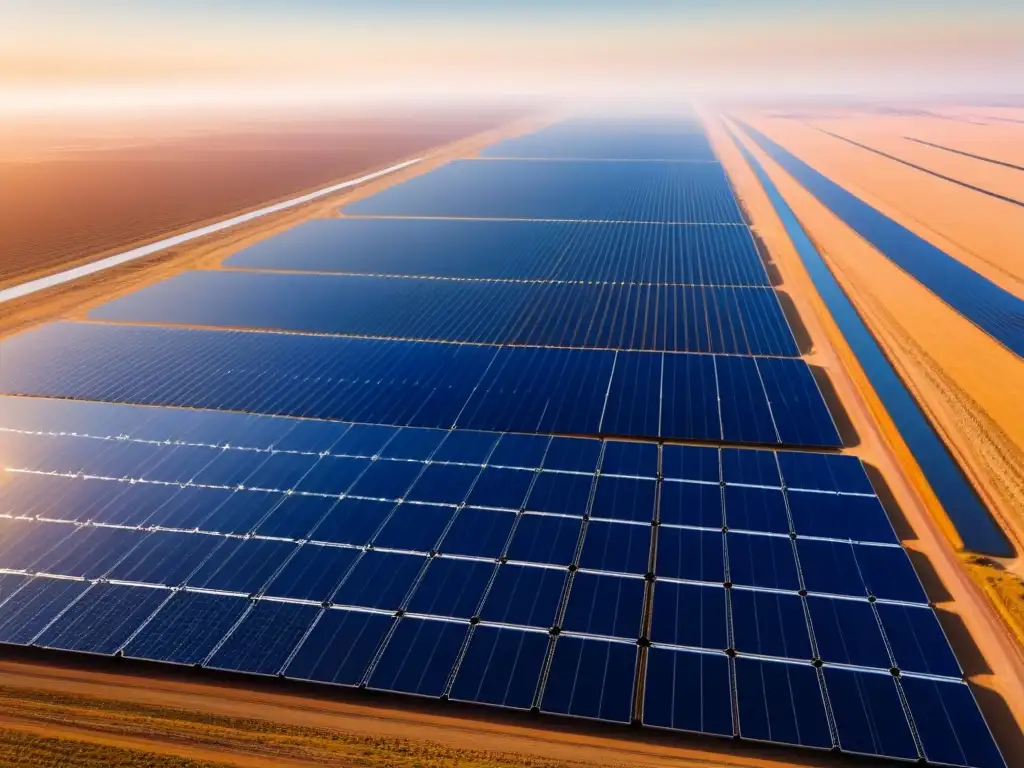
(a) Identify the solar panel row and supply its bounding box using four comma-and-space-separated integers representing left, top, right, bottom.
90, 273, 799, 356
0, 395, 867, 492
224, 219, 770, 286
481, 118, 717, 160
341, 160, 744, 223
0, 574, 998, 766
0, 324, 840, 446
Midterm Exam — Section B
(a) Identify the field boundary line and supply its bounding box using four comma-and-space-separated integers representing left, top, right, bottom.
0, 157, 422, 304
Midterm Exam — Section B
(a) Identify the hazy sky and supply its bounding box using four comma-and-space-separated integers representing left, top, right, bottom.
3, 1, 1022, 109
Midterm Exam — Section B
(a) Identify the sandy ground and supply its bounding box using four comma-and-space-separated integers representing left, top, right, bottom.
706, 113, 1024, 763
736, 113, 1024, 296
0, 107, 524, 288
0, 657, 843, 768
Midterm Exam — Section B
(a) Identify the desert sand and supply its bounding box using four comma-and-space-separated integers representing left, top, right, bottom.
736, 113, 1024, 296
707, 113, 1024, 761
0, 107, 523, 288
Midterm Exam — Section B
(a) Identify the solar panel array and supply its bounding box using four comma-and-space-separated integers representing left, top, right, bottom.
0, 116, 1003, 767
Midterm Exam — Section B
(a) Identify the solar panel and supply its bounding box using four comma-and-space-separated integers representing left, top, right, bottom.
367, 616, 469, 697
649, 580, 728, 651
206, 599, 321, 676
541, 635, 637, 723
226, 219, 770, 285
91, 272, 799, 356
735, 657, 832, 748
450, 625, 549, 709
644, 647, 733, 735
343, 159, 743, 223
284, 607, 393, 686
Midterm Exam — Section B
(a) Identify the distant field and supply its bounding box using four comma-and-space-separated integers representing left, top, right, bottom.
0, 108, 520, 286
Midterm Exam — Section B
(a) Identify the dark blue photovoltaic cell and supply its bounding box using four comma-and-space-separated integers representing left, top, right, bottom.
0, 573, 30, 606
854, 544, 928, 604
284, 608, 393, 686
372, 504, 456, 553
590, 476, 656, 524
578, 520, 650, 575
561, 572, 644, 639
875, 603, 961, 678
727, 533, 800, 591
431, 430, 499, 464
715, 356, 777, 445
465, 467, 534, 511
195, 490, 283, 536
31, 525, 146, 580
123, 591, 249, 665
331, 424, 398, 457
658, 481, 722, 528
807, 596, 890, 669
601, 351, 662, 437
187, 538, 296, 595
225, 219, 769, 285
272, 419, 351, 454
824, 667, 918, 760
377, 427, 446, 461
479, 564, 566, 629
660, 352, 721, 441
105, 530, 222, 587
600, 441, 658, 478
92, 272, 797, 355
405, 558, 494, 619
458, 347, 612, 438
506, 514, 582, 567
644, 648, 733, 736
368, 617, 468, 697
488, 433, 549, 470
437, 508, 516, 559
721, 448, 781, 488
755, 358, 841, 448
346, 459, 421, 500
3, 474, 132, 524
661, 445, 719, 483
405, 464, 481, 506
0, 577, 91, 645
207, 600, 321, 676
343, 159, 743, 224
723, 486, 790, 534
730, 589, 812, 660
254, 495, 337, 540
650, 581, 727, 651
776, 450, 874, 495
262, 544, 359, 602
290, 456, 366, 495
331, 552, 426, 611
524, 472, 593, 517
542, 636, 636, 723
144, 486, 234, 530
796, 538, 864, 598
798, 539, 927, 604
786, 491, 897, 544
901, 677, 1004, 768
735, 658, 832, 749
308, 498, 392, 546
656, 528, 725, 583
450, 625, 549, 710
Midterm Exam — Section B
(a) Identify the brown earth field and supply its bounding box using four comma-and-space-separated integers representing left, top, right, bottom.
735, 112, 1024, 295
0, 106, 525, 288
2, 109, 1024, 766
